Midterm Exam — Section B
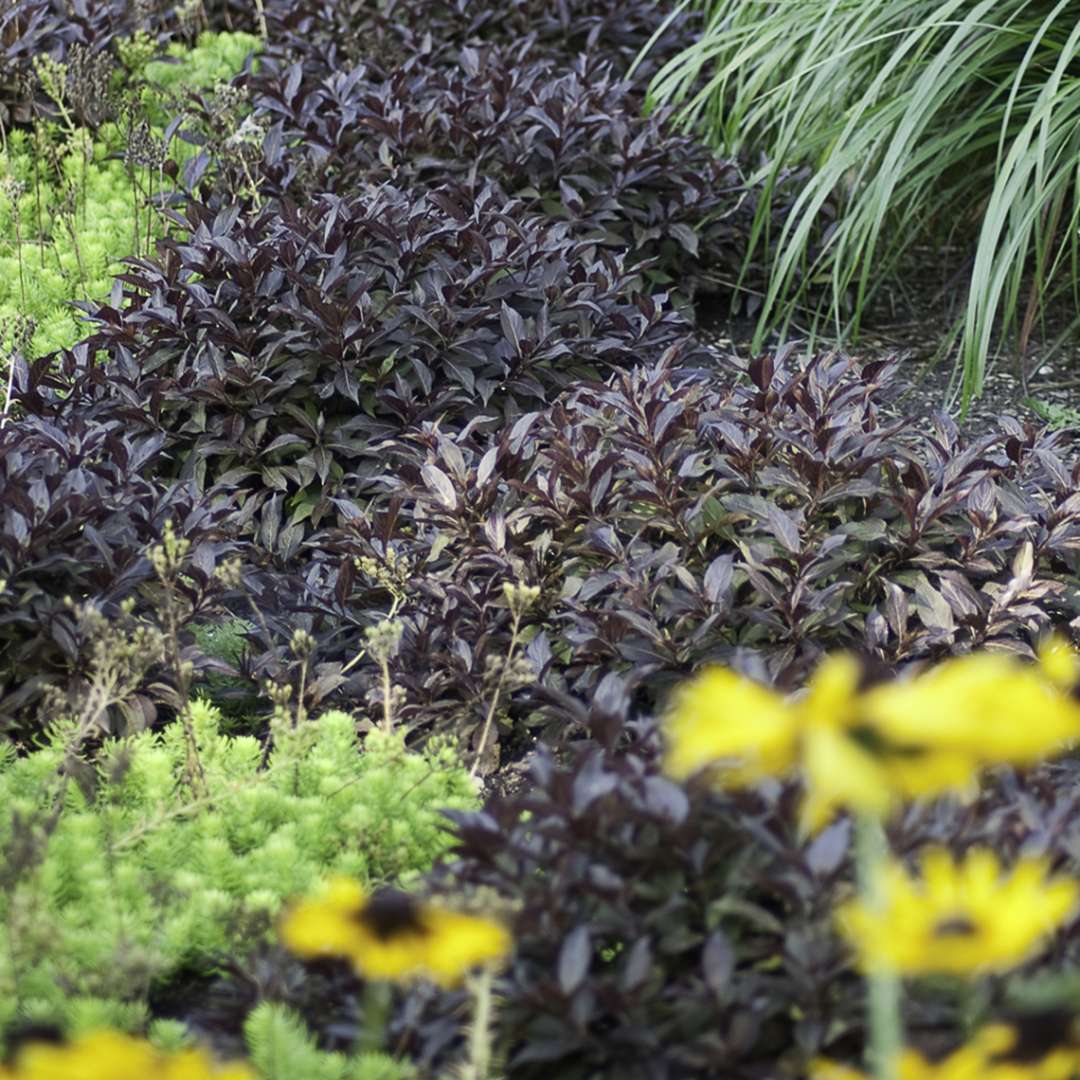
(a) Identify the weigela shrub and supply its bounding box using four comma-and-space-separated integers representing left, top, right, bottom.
288, 348, 1080, 751
0, 700, 475, 1042
0, 411, 233, 734
248, 47, 750, 292
54, 183, 695, 559
262, 0, 696, 85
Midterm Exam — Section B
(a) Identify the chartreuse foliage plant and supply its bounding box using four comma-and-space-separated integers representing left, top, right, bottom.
241, 1004, 415, 1080
0, 701, 476, 1043
663, 642, 1080, 1080
0, 30, 259, 362
647, 0, 1080, 407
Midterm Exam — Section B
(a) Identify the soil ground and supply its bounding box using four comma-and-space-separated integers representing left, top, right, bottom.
695, 254, 1080, 443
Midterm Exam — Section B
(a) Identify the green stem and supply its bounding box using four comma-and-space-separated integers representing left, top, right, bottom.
358, 980, 392, 1054
854, 813, 902, 1080
461, 966, 495, 1080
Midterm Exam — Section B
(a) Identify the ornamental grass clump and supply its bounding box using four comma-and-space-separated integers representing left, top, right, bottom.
647, 0, 1080, 406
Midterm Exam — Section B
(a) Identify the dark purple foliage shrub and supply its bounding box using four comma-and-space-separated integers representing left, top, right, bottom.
247, 47, 752, 291
0, 411, 235, 734
49, 185, 696, 560
262, 0, 695, 85
281, 348, 1080, 757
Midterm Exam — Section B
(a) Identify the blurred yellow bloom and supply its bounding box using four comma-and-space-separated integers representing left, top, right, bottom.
663, 640, 1080, 832
812, 1022, 1080, 1080
662, 665, 797, 784
837, 848, 1079, 976
3, 1030, 253, 1080
279, 877, 511, 986
663, 655, 985, 832
863, 652, 1080, 767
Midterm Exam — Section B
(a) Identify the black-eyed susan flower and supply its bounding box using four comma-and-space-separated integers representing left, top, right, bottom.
794, 655, 981, 833
0, 1029, 254, 1080
837, 847, 1079, 976
279, 876, 511, 986
862, 652, 1080, 768
812, 1020, 1080, 1080
663, 654, 985, 833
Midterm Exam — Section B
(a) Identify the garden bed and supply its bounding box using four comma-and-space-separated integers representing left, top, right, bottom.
3, 1, 1080, 1078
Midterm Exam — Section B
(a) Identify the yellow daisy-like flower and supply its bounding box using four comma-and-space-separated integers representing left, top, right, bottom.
862, 652, 1080, 768
797, 655, 986, 832
663, 654, 985, 833
812, 1022, 1080, 1080
279, 877, 511, 987
11, 1030, 159, 1080
837, 848, 1079, 976
661, 665, 797, 784
5, 1030, 254, 1080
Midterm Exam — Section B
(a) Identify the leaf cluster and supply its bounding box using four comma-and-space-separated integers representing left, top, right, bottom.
272, 348, 1080, 758
55, 184, 694, 561
246, 43, 750, 289
0, 412, 233, 733
262, 0, 696, 87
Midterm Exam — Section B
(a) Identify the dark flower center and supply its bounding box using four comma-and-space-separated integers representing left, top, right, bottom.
358, 889, 429, 941
932, 914, 978, 938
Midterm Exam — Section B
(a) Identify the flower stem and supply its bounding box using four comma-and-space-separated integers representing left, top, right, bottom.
358, 980, 392, 1054
854, 813, 901, 1080
461, 966, 496, 1080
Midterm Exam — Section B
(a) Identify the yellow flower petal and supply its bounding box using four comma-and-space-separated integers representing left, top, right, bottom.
662, 666, 797, 783
421, 908, 512, 986
799, 726, 892, 833
280, 879, 510, 986
863, 655, 1080, 766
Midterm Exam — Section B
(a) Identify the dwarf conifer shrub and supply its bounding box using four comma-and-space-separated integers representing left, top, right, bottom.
241, 1003, 415, 1080
0, 700, 475, 1043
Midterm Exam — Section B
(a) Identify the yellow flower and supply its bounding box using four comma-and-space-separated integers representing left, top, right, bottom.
279, 877, 511, 986
811, 1022, 1080, 1080
6, 1031, 254, 1080
662, 665, 797, 784
837, 848, 1079, 976
12, 1030, 159, 1080
862, 653, 1080, 768
663, 655, 986, 833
